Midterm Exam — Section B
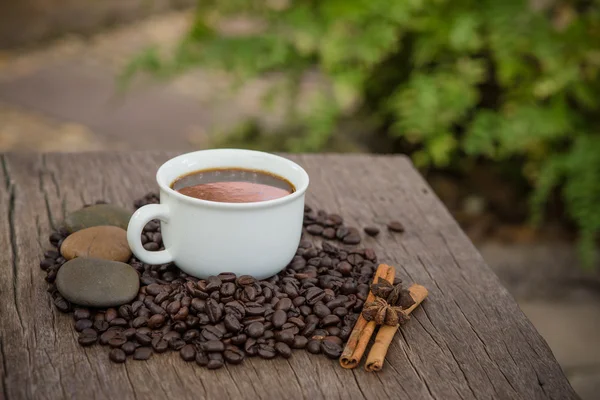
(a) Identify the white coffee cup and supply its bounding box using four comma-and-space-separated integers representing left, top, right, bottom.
127, 149, 309, 279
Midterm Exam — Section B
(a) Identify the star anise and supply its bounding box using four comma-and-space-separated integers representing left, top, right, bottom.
362, 297, 411, 326
371, 278, 415, 310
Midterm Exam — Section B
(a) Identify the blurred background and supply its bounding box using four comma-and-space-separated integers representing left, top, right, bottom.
1, 0, 599, 397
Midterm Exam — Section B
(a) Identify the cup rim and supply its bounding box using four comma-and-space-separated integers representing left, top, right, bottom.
156, 149, 309, 209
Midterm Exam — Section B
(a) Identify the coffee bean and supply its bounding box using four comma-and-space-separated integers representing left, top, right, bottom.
180, 344, 196, 361
387, 221, 405, 232
134, 332, 152, 346
322, 228, 336, 239
312, 329, 328, 338
220, 314, 239, 334
306, 340, 321, 354
246, 306, 265, 316
196, 351, 210, 367
313, 303, 331, 319
123, 328, 137, 339
343, 234, 361, 245
299, 305, 311, 317
99, 329, 118, 345
236, 275, 256, 287
231, 334, 247, 345
242, 286, 257, 302
109, 336, 127, 348
152, 337, 168, 353
225, 301, 245, 320
206, 298, 223, 323
274, 298, 292, 311
305, 287, 325, 305
205, 276, 222, 292
75, 319, 93, 332
363, 226, 380, 237
133, 347, 152, 360
321, 340, 343, 359
105, 308, 118, 322
220, 282, 236, 297
173, 306, 189, 321
271, 310, 287, 328
147, 314, 165, 329
333, 307, 348, 318
122, 341, 137, 355
118, 305, 134, 320
275, 330, 295, 345
341, 281, 358, 295
201, 325, 224, 341
207, 353, 224, 369
244, 338, 258, 356
78, 329, 97, 346
131, 316, 148, 328
109, 348, 127, 363
202, 340, 225, 352
291, 335, 308, 349
246, 322, 265, 338
320, 315, 341, 327
93, 320, 109, 333
169, 338, 186, 350
306, 225, 324, 235
166, 300, 181, 315
110, 318, 128, 327
258, 344, 277, 359
73, 308, 91, 320
324, 336, 343, 346
223, 347, 245, 364
218, 272, 237, 283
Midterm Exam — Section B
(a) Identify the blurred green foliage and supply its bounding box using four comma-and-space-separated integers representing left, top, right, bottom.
123, 0, 600, 267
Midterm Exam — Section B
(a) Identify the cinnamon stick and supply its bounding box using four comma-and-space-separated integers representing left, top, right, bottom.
340, 264, 395, 369
364, 284, 429, 372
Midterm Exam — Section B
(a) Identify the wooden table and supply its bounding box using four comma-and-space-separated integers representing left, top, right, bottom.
0, 152, 577, 400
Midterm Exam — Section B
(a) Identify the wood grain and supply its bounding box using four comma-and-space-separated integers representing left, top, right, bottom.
0, 152, 577, 400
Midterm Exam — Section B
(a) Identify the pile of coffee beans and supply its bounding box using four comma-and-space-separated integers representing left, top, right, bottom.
40, 193, 384, 368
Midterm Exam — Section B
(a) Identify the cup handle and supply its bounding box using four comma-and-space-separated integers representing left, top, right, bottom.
127, 204, 174, 265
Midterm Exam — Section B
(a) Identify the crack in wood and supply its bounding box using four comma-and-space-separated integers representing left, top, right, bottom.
0, 336, 9, 400
349, 370, 367, 399
283, 359, 307, 400
123, 364, 139, 400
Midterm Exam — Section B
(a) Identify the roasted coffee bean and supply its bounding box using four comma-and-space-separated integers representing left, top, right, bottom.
231, 334, 247, 345
78, 329, 98, 346
321, 340, 343, 359
123, 328, 137, 339
223, 347, 245, 364
121, 341, 137, 355
190, 298, 205, 313
326, 297, 347, 310
336, 227, 349, 240
147, 314, 165, 329
206, 298, 223, 323
93, 320, 109, 333
275, 330, 295, 345
134, 332, 152, 346
244, 338, 258, 356
236, 275, 256, 287
197, 313, 210, 326
340, 281, 358, 295
133, 347, 152, 360
166, 300, 181, 315
205, 276, 222, 292
73, 308, 91, 320
108, 336, 127, 348
118, 305, 134, 320
173, 306, 189, 321
202, 340, 225, 353
109, 348, 127, 363
343, 234, 361, 245
105, 308, 118, 322
387, 221, 405, 232
313, 303, 331, 319
201, 325, 224, 341
220, 282, 236, 297
305, 287, 325, 305
324, 336, 343, 346
154, 291, 170, 305
110, 318, 128, 327
225, 301, 245, 320
306, 340, 321, 354
322, 228, 336, 239
312, 329, 328, 339
169, 338, 186, 350
224, 314, 242, 333
290, 257, 307, 270
195, 351, 210, 366
131, 316, 148, 328
287, 317, 305, 329
363, 226, 380, 236
99, 330, 118, 345
147, 303, 166, 316
242, 286, 257, 302
246, 306, 265, 316
180, 344, 196, 361
246, 322, 265, 338
274, 298, 292, 311
320, 315, 341, 327
207, 353, 224, 369
333, 307, 348, 318
151, 337, 168, 353
299, 305, 312, 317
257, 344, 277, 359
306, 224, 324, 235
292, 296, 306, 307
218, 272, 237, 283
271, 309, 287, 328
75, 319, 93, 332
292, 335, 308, 349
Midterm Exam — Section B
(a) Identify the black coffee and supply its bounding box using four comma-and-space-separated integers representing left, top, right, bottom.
171, 168, 295, 203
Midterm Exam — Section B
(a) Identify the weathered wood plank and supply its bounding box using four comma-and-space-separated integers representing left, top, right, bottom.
0, 151, 577, 400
